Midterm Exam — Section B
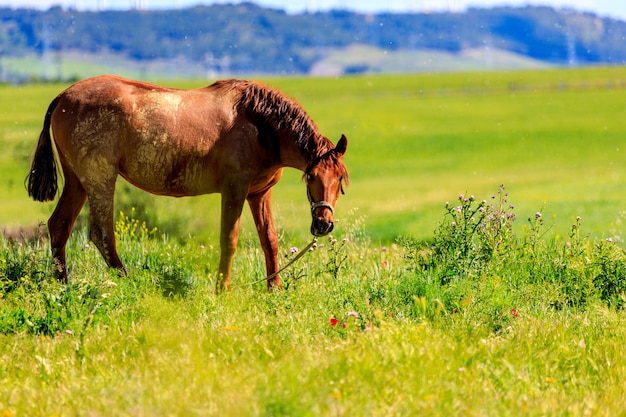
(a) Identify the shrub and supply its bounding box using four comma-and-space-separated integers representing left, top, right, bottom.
399, 185, 626, 331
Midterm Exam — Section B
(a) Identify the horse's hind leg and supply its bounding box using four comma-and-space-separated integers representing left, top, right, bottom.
48, 167, 87, 282
86, 183, 127, 276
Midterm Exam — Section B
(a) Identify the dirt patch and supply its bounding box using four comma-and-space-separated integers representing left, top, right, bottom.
1, 224, 48, 245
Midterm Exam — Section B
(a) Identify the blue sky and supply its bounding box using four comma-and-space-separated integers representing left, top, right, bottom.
2, 0, 625, 20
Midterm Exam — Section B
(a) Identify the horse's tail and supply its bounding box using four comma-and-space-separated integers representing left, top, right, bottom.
26, 96, 61, 202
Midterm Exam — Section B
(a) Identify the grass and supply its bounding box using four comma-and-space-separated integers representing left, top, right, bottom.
1, 187, 626, 415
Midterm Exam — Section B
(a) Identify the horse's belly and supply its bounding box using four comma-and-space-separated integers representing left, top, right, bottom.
120, 148, 217, 196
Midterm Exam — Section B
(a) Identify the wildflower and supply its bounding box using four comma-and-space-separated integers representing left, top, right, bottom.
330, 317, 339, 327
456, 206, 462, 213
290, 247, 299, 253
381, 246, 388, 252
606, 237, 614, 243
342, 323, 347, 328
65, 330, 74, 336
347, 311, 359, 318
511, 308, 519, 318
382, 260, 389, 267
535, 212, 542, 218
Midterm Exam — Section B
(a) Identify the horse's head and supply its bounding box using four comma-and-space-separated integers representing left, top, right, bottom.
305, 134, 349, 237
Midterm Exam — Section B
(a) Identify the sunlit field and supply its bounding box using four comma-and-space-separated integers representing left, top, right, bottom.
2, 67, 625, 243
2, 67, 626, 416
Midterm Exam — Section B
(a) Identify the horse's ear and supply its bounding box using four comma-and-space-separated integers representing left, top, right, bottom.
335, 134, 348, 156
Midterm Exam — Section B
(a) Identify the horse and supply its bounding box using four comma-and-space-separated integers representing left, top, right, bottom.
26, 75, 349, 292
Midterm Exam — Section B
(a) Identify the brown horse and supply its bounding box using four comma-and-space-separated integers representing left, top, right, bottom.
26, 75, 348, 291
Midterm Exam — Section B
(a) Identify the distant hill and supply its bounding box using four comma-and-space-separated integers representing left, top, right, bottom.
0, 3, 625, 81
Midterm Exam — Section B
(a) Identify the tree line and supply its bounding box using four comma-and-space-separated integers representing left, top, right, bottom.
1, 2, 625, 75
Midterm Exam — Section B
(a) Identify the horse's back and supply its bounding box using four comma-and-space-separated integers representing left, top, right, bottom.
50, 75, 246, 196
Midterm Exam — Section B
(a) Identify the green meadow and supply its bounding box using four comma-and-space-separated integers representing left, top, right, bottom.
2, 67, 625, 242
1, 67, 626, 415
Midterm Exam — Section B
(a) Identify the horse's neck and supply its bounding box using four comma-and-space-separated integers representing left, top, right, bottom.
278, 131, 320, 172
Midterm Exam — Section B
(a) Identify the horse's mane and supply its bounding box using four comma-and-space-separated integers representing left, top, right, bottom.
232, 80, 334, 163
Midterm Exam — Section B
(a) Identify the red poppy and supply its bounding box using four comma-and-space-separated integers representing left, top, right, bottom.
330, 317, 339, 327
511, 308, 519, 318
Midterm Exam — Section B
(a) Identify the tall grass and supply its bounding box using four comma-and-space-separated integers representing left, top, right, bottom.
2, 184, 626, 415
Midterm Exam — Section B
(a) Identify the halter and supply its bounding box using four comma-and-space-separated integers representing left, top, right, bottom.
307, 185, 334, 215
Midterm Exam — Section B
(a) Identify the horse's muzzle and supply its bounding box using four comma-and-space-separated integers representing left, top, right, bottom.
311, 216, 334, 237
309, 200, 335, 236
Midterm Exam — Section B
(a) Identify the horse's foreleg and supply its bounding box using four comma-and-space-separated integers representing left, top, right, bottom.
248, 189, 280, 291
217, 190, 247, 293
86, 187, 126, 276
47, 169, 87, 282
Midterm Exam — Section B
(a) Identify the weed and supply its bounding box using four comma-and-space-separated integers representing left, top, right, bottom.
592, 239, 626, 308
409, 185, 518, 283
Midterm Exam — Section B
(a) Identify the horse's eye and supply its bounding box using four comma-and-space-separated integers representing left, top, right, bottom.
307, 173, 314, 182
